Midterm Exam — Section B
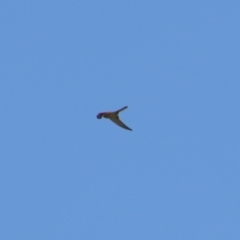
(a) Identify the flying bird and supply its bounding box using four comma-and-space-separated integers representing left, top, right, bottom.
97, 106, 132, 131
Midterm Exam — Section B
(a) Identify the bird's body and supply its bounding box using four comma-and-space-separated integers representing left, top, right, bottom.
97, 106, 132, 131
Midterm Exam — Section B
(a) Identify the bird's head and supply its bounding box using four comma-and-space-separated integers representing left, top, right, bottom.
97, 113, 102, 119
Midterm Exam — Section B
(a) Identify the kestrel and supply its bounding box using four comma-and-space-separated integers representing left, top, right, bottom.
97, 106, 132, 131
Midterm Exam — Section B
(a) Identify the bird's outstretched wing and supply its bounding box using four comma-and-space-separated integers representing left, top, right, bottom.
109, 115, 132, 131
115, 106, 128, 114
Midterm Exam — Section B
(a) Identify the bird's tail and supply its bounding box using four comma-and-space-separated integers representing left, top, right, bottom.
115, 106, 128, 113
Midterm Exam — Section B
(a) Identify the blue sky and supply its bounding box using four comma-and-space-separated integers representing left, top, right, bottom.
1, 1, 239, 239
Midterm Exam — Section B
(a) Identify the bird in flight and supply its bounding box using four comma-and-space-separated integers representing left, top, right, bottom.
97, 106, 132, 131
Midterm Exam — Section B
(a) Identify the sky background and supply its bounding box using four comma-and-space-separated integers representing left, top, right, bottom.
1, 1, 240, 239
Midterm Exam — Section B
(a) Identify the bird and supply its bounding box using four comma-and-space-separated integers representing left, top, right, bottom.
97, 106, 132, 131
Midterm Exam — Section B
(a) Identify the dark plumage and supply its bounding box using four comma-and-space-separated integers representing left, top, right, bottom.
97, 106, 132, 131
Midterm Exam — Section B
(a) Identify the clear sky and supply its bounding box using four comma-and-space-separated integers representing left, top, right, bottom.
1, 1, 239, 239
